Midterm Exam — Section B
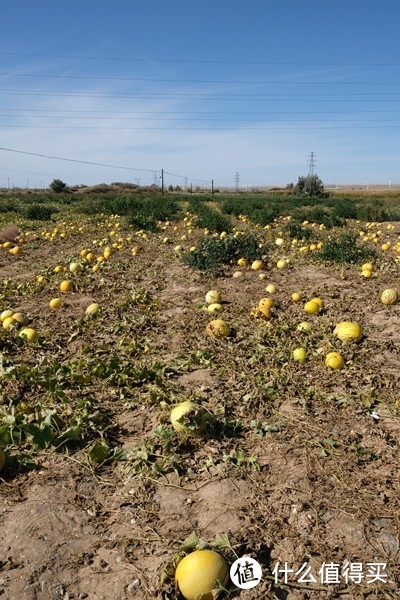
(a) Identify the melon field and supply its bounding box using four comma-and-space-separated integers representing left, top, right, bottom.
0, 188, 399, 599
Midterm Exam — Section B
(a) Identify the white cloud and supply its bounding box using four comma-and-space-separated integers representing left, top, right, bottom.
1, 59, 399, 188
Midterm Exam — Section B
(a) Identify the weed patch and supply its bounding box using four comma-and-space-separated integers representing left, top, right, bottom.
318, 231, 377, 263
182, 232, 269, 273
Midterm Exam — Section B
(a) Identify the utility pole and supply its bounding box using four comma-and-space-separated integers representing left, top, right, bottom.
161, 169, 164, 195
308, 152, 316, 176
211, 179, 214, 195
234, 171, 240, 192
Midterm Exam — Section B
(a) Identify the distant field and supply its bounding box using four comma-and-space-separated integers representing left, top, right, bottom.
0, 187, 399, 599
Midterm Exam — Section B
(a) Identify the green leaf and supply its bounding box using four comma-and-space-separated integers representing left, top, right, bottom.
324, 438, 338, 448
0, 423, 12, 445
43, 409, 58, 426
25, 423, 54, 449
57, 425, 83, 444
180, 532, 202, 552
213, 533, 232, 551
18, 453, 37, 470
159, 564, 175, 585
87, 440, 111, 463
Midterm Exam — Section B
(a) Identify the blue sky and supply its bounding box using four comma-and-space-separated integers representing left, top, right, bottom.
1, 0, 400, 189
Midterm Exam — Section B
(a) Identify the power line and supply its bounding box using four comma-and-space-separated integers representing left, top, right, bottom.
3, 124, 400, 130
2, 51, 400, 67
0, 146, 212, 185
163, 170, 211, 184
0, 146, 156, 172
3, 72, 400, 85
2, 113, 400, 123
3, 88, 400, 101
3, 107, 400, 115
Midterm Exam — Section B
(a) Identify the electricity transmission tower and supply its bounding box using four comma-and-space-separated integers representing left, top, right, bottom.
308, 152, 316, 176
234, 171, 240, 192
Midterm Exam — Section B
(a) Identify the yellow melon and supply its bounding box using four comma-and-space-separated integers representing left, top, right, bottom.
333, 321, 362, 342
325, 352, 344, 369
175, 550, 228, 600
304, 300, 320, 315
205, 319, 230, 338
381, 288, 398, 305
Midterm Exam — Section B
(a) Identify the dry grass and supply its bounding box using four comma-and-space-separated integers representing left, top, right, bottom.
0, 225, 19, 242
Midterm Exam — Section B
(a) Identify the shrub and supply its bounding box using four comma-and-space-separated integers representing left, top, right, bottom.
318, 214, 345, 229
182, 232, 269, 274
249, 207, 280, 226
284, 221, 312, 240
293, 174, 325, 197
0, 199, 20, 213
49, 179, 67, 193
77, 193, 180, 224
23, 204, 57, 221
332, 199, 359, 220
304, 207, 345, 228
144, 197, 180, 222
188, 198, 232, 233
107, 195, 140, 215
128, 212, 158, 231
127, 197, 180, 231
195, 209, 232, 233
356, 201, 390, 222
318, 232, 377, 264
75, 196, 105, 215
220, 196, 275, 222
221, 196, 263, 216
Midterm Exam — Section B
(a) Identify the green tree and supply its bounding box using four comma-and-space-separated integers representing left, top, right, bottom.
50, 178, 67, 193
293, 174, 325, 197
